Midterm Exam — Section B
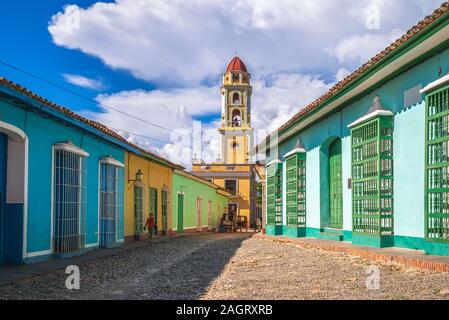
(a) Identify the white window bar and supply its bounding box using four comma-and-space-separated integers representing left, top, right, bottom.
99, 157, 124, 247
53, 142, 88, 255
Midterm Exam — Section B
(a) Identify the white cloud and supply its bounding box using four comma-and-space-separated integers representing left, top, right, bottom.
48, 0, 443, 85
335, 68, 351, 82
326, 29, 404, 65
82, 86, 220, 167
50, 0, 444, 164
251, 73, 330, 134
82, 72, 329, 167
63, 73, 107, 90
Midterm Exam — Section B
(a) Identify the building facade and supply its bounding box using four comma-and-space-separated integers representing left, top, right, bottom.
0, 63, 235, 265
124, 151, 181, 242
0, 78, 130, 264
192, 57, 258, 225
172, 170, 230, 233
261, 3, 449, 257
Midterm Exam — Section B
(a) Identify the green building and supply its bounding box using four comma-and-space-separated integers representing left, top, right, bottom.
172, 170, 230, 232
260, 3, 449, 257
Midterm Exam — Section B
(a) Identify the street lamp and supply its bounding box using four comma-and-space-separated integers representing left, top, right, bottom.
129, 169, 143, 183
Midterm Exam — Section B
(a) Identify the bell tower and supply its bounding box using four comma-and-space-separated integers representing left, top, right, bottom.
219, 56, 253, 164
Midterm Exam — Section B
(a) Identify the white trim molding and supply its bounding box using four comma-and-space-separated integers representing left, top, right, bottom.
0, 121, 29, 260
348, 110, 394, 129
0, 121, 26, 142
54, 141, 89, 157
266, 159, 282, 168
284, 148, 306, 158
24, 249, 52, 259
420, 74, 449, 94
100, 156, 125, 168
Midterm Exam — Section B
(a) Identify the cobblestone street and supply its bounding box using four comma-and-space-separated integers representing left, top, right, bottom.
1, 233, 449, 300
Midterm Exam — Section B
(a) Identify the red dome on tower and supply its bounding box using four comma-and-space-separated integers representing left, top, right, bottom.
226, 56, 248, 72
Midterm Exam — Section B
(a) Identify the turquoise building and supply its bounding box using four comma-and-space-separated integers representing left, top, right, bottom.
0, 77, 138, 264
261, 3, 449, 256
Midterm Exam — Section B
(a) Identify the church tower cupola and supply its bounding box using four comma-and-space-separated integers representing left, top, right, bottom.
219, 56, 253, 164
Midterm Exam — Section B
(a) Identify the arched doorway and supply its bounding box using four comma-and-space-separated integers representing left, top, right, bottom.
0, 121, 27, 264
328, 138, 343, 229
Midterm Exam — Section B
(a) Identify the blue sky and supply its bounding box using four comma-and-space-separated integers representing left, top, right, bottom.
0, 1, 156, 112
0, 0, 445, 166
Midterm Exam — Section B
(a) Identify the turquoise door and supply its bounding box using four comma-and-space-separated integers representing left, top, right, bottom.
0, 133, 7, 263
329, 139, 343, 229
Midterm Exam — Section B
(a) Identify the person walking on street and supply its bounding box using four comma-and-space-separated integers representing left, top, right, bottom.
254, 217, 262, 233
145, 213, 155, 240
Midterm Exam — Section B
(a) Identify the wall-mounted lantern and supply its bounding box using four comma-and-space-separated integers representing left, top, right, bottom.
129, 169, 143, 183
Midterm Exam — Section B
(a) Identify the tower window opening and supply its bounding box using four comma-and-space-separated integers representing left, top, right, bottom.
232, 92, 241, 105
232, 74, 239, 82
225, 179, 238, 195
232, 109, 242, 127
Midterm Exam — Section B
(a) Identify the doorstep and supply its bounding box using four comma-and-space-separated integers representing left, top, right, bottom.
256, 234, 449, 273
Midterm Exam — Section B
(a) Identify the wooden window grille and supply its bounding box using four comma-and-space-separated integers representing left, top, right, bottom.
149, 187, 158, 226
134, 185, 144, 236
266, 161, 283, 226
162, 189, 169, 233
285, 153, 306, 229
425, 85, 449, 241
351, 116, 394, 236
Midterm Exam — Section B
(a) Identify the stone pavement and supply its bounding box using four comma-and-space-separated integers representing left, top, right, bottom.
256, 234, 449, 272
0, 233, 189, 286
0, 233, 253, 300
1, 232, 448, 300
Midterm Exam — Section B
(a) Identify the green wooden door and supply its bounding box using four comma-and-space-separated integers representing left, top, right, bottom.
161, 189, 168, 233
149, 187, 157, 226
329, 139, 343, 229
177, 193, 184, 232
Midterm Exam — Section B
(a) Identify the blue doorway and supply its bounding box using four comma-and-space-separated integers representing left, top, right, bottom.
0, 133, 7, 264
0, 132, 24, 264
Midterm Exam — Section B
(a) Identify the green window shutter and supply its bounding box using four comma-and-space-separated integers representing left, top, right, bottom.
134, 186, 144, 235
285, 152, 306, 230
425, 85, 449, 242
351, 115, 394, 237
266, 161, 283, 227
149, 187, 158, 225
161, 189, 169, 232
329, 139, 343, 229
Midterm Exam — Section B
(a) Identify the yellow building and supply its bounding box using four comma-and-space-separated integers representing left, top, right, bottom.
192, 56, 259, 226
124, 150, 182, 242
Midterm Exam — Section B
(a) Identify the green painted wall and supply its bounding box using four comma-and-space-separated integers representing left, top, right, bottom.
172, 172, 228, 231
